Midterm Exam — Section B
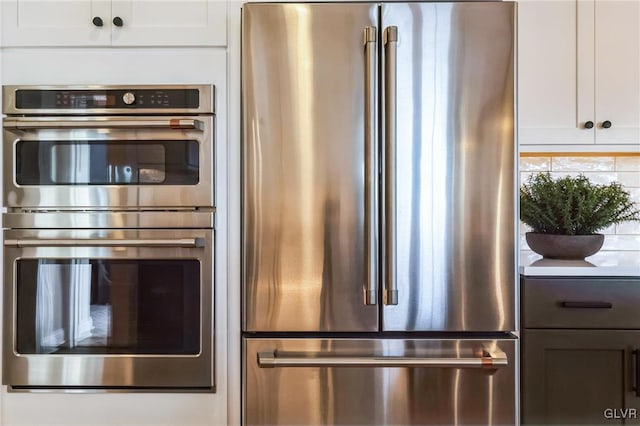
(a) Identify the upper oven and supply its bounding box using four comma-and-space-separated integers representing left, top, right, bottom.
2, 85, 214, 210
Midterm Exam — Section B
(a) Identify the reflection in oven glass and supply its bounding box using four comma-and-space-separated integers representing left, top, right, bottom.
16, 259, 200, 355
16, 141, 198, 186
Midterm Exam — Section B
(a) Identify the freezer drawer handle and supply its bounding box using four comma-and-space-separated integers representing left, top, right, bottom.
3, 118, 204, 131
4, 238, 205, 248
257, 349, 508, 369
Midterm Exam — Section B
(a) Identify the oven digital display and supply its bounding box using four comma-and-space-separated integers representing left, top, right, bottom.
83, 94, 116, 107
59, 93, 118, 108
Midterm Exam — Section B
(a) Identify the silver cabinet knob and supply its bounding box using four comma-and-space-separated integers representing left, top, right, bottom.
122, 92, 136, 105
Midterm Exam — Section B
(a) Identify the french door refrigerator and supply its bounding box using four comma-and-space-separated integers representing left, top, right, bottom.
242, 2, 516, 425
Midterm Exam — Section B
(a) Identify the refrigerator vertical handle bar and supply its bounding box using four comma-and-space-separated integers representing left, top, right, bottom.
363, 26, 378, 306
383, 26, 399, 305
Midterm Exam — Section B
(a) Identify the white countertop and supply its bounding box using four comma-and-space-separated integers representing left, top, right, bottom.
520, 250, 640, 277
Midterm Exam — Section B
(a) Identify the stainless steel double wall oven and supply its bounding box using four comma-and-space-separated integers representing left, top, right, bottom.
2, 85, 215, 391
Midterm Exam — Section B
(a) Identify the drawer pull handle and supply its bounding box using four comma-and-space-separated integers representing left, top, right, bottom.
633, 350, 640, 397
560, 301, 612, 309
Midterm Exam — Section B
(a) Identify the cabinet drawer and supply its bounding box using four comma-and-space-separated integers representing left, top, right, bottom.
523, 277, 640, 329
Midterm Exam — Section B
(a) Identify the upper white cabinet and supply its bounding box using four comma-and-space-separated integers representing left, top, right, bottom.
519, 0, 640, 147
1, 0, 227, 46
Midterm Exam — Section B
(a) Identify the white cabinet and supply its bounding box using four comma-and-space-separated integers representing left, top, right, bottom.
1, 0, 227, 46
519, 0, 640, 148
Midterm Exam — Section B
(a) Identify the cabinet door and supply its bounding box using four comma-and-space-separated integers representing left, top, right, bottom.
518, 0, 595, 145
111, 0, 226, 46
594, 0, 640, 144
1, 0, 111, 46
523, 329, 640, 425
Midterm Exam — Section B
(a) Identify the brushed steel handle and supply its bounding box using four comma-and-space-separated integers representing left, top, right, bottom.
363, 26, 378, 306
4, 238, 205, 248
3, 118, 203, 131
258, 349, 508, 369
383, 26, 399, 306
560, 301, 612, 309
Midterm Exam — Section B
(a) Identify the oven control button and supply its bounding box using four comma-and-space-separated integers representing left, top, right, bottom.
122, 92, 136, 105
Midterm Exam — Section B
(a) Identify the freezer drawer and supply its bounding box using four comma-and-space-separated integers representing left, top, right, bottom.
244, 338, 516, 425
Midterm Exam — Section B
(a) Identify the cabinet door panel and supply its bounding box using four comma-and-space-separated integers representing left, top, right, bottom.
523, 329, 640, 425
111, 0, 226, 46
518, 0, 594, 145
595, 0, 640, 144
1, 0, 111, 46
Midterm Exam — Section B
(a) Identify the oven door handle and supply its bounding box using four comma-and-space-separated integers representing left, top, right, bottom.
4, 238, 206, 248
3, 118, 203, 131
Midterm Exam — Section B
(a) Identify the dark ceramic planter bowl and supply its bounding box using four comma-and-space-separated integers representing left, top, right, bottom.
525, 232, 605, 260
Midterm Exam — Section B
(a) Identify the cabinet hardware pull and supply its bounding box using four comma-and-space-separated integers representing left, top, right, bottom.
584, 121, 594, 129
113, 16, 124, 27
633, 350, 640, 397
602, 120, 612, 129
92, 17, 104, 27
559, 301, 612, 309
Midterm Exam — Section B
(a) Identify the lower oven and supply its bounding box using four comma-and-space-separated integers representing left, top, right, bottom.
2, 223, 214, 391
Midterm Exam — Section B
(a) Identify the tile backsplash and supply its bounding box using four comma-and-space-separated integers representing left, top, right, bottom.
519, 155, 640, 252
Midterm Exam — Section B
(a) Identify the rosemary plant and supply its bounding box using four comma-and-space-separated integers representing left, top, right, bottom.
520, 172, 640, 235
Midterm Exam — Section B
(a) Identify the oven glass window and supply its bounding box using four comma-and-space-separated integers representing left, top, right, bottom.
15, 141, 199, 185
15, 259, 200, 355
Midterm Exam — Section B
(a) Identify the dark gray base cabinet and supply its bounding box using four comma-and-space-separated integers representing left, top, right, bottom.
522, 277, 640, 425
523, 329, 640, 425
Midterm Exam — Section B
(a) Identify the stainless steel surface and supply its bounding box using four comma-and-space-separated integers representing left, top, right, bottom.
122, 92, 136, 105
364, 25, 379, 307
4, 237, 205, 248
3, 210, 215, 229
3, 115, 213, 209
4, 117, 203, 130
383, 25, 398, 307
2, 85, 214, 115
242, 3, 379, 332
257, 347, 508, 368
381, 2, 515, 331
2, 228, 214, 388
245, 338, 516, 425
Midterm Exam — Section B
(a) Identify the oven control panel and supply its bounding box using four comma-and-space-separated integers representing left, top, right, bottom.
14, 88, 200, 110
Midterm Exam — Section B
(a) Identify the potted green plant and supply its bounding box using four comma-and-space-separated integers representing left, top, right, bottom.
520, 172, 640, 260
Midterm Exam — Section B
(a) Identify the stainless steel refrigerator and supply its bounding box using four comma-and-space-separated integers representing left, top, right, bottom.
242, 2, 516, 425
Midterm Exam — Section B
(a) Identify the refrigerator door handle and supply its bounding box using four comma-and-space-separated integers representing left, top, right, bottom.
363, 26, 378, 306
258, 347, 508, 369
383, 26, 399, 306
